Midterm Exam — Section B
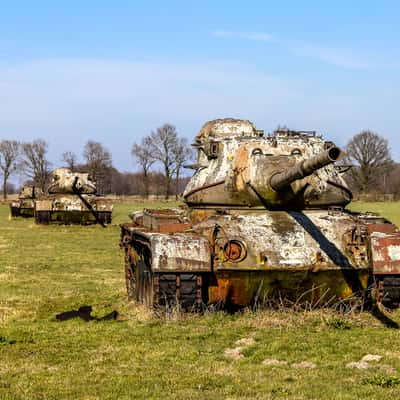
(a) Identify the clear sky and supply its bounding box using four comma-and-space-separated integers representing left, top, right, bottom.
1, 0, 399, 173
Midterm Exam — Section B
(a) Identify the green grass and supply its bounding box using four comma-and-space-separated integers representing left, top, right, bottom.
347, 201, 400, 227
1, 202, 400, 399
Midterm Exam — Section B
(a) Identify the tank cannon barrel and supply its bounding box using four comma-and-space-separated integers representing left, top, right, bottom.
269, 146, 342, 191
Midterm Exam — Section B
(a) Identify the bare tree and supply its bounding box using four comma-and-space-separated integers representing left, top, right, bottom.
172, 137, 192, 199
345, 130, 392, 193
61, 151, 78, 171
0, 140, 20, 199
21, 139, 51, 191
83, 140, 113, 193
148, 123, 192, 199
132, 136, 155, 198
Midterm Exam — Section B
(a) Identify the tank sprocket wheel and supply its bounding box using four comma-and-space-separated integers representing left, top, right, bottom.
374, 276, 400, 309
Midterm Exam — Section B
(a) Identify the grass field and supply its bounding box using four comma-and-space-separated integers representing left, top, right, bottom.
1, 202, 400, 399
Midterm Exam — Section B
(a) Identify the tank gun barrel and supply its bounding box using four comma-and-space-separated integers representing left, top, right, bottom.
269, 146, 342, 191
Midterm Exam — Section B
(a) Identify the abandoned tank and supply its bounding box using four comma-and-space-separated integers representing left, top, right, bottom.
120, 118, 400, 310
35, 168, 113, 225
10, 185, 43, 218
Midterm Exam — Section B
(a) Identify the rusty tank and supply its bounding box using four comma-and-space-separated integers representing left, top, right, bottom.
10, 185, 43, 218
35, 168, 113, 225
120, 118, 400, 310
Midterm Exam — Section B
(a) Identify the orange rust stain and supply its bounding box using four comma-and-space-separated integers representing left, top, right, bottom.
235, 146, 249, 191
209, 277, 230, 303
208, 274, 255, 306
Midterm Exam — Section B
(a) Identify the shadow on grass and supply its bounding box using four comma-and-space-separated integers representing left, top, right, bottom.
371, 306, 399, 329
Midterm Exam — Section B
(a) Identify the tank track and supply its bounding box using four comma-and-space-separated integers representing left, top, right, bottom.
35, 210, 51, 224
375, 275, 400, 308
97, 211, 112, 225
124, 253, 204, 311
9, 206, 20, 217
34, 210, 112, 225
154, 273, 204, 311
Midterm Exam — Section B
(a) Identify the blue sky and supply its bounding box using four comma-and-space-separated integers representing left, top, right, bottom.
1, 0, 399, 174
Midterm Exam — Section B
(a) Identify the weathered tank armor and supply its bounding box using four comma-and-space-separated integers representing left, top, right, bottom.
34, 168, 113, 226
121, 119, 400, 310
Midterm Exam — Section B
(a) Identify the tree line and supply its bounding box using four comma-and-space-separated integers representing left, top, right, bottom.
0, 125, 398, 200
0, 123, 192, 199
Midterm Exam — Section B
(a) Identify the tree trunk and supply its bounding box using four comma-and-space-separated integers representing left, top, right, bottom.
175, 166, 180, 201
164, 164, 170, 200
144, 170, 149, 199
2, 174, 7, 200
165, 177, 170, 200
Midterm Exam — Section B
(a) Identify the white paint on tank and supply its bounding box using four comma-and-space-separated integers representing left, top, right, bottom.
388, 245, 400, 261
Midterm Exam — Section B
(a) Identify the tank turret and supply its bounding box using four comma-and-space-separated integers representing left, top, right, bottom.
183, 120, 350, 209
48, 168, 96, 194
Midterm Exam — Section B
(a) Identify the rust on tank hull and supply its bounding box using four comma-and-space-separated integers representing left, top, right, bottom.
208, 270, 369, 306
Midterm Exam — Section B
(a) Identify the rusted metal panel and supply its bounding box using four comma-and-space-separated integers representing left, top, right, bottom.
371, 234, 400, 274
141, 209, 189, 233
367, 223, 399, 235
207, 269, 370, 306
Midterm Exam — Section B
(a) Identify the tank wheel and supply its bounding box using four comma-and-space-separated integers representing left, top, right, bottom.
154, 273, 204, 312
374, 276, 400, 309
35, 211, 51, 225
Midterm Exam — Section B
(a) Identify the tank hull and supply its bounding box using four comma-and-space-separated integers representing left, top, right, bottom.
9, 200, 35, 218
35, 194, 112, 225
121, 208, 400, 310
9, 186, 43, 219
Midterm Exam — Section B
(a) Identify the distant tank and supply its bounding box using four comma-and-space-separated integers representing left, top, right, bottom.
10, 185, 43, 218
120, 118, 400, 310
35, 168, 113, 225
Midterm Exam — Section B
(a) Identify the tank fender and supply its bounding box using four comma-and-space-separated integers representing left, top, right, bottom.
146, 233, 211, 272
95, 199, 113, 212
35, 199, 53, 211
370, 233, 400, 275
